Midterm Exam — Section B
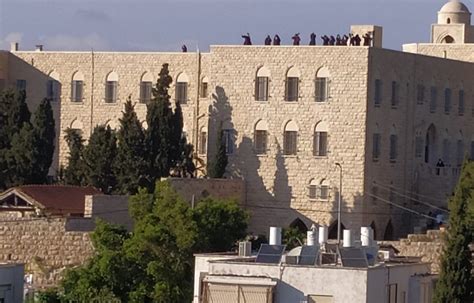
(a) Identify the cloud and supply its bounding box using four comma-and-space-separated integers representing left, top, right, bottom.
0, 32, 24, 50
42, 33, 109, 51
74, 8, 110, 22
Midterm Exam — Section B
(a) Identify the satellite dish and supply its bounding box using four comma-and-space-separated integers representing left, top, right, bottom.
287, 246, 303, 256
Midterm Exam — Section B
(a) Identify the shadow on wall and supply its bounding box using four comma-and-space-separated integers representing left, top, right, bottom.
8, 54, 62, 177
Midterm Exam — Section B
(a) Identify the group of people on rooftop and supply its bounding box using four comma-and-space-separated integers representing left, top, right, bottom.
242, 32, 374, 46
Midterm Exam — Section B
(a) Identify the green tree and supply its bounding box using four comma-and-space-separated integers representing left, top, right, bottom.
146, 63, 173, 183
6, 90, 31, 141
114, 98, 147, 194
32, 98, 56, 184
282, 227, 305, 250
63, 128, 86, 186
6, 124, 39, 186
207, 127, 228, 178
193, 198, 248, 252
83, 125, 117, 193
433, 160, 474, 303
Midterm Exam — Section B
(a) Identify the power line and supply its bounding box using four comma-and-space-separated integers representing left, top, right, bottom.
373, 181, 448, 204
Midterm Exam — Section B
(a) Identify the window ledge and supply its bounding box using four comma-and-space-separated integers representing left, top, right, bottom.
313, 155, 329, 159
70, 101, 84, 104
283, 155, 298, 158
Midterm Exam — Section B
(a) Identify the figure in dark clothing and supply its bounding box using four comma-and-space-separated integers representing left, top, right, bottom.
292, 33, 301, 46
264, 35, 272, 45
363, 32, 373, 46
349, 34, 354, 46
329, 35, 336, 46
273, 35, 281, 45
353, 34, 361, 46
336, 34, 342, 45
321, 35, 330, 45
436, 158, 445, 175
181, 45, 187, 52
342, 35, 349, 45
242, 33, 252, 45
309, 33, 317, 45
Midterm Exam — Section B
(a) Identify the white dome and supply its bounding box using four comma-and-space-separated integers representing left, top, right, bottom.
439, 1, 470, 14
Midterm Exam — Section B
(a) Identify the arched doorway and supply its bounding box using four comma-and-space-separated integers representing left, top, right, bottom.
328, 220, 346, 240
425, 124, 437, 164
370, 221, 377, 240
289, 218, 308, 233
441, 35, 454, 44
384, 220, 394, 240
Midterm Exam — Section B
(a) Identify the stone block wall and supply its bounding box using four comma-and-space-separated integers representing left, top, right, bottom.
84, 194, 132, 231
0, 218, 94, 288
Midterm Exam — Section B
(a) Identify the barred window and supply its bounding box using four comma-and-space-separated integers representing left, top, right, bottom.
458, 90, 465, 115
285, 67, 300, 102
308, 179, 318, 199
105, 72, 118, 103
46, 80, 60, 101
315, 67, 330, 102
374, 79, 382, 106
199, 130, 207, 155
255, 67, 270, 101
430, 86, 437, 113
71, 71, 84, 102
140, 72, 153, 103
417, 84, 425, 104
201, 76, 209, 98
313, 121, 329, 157
254, 120, 268, 154
444, 88, 451, 114
176, 73, 189, 104
284, 121, 298, 155
319, 179, 329, 200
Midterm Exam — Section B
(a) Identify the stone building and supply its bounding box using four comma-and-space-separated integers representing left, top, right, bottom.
1, 0, 473, 239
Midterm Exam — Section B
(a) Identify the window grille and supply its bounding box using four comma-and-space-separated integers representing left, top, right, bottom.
176, 82, 188, 104
254, 130, 267, 154
313, 132, 328, 156
285, 77, 299, 102
46, 80, 60, 101
284, 131, 297, 155
201, 82, 209, 98
199, 131, 207, 155
105, 81, 117, 103
140, 81, 152, 103
255, 77, 269, 101
71, 80, 83, 102
315, 78, 328, 102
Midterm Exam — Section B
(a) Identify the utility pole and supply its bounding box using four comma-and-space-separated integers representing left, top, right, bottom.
335, 163, 342, 246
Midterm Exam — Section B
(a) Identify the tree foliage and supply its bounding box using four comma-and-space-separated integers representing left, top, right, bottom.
53, 181, 248, 302
62, 128, 85, 186
207, 127, 228, 178
433, 160, 474, 303
32, 98, 56, 184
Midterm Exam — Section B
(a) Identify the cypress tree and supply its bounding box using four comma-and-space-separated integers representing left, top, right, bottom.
146, 63, 173, 182
114, 98, 147, 194
63, 128, 86, 186
7, 90, 31, 141
207, 127, 228, 178
433, 160, 474, 303
6, 124, 39, 186
83, 125, 117, 193
32, 98, 56, 184
170, 100, 184, 168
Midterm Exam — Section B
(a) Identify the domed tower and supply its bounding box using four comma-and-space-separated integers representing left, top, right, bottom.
432, 0, 474, 43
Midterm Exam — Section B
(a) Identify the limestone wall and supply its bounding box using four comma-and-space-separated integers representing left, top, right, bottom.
0, 218, 94, 288
84, 194, 132, 231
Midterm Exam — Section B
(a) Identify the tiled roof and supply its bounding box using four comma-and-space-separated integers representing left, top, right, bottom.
0, 185, 103, 216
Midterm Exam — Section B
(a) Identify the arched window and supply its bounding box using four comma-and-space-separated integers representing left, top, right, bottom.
71, 71, 84, 102
308, 179, 318, 200
176, 73, 189, 104
222, 121, 235, 155
447, 18, 451, 24
289, 218, 308, 233
201, 76, 209, 98
389, 126, 398, 162
315, 67, 330, 102
285, 67, 300, 102
456, 131, 464, 166
425, 124, 437, 164
328, 220, 346, 240
199, 126, 207, 155
313, 121, 328, 156
319, 179, 329, 200
458, 89, 465, 115
444, 88, 452, 114
383, 220, 394, 240
442, 129, 450, 164
70, 119, 83, 136
140, 72, 153, 103
283, 120, 298, 155
373, 124, 381, 161
47, 71, 60, 102
442, 35, 454, 43
255, 67, 270, 101
254, 120, 268, 154
105, 72, 118, 103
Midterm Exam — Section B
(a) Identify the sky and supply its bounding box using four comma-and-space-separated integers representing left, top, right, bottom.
0, 0, 466, 52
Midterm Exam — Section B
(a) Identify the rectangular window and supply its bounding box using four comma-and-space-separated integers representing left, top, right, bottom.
254, 130, 267, 154
415, 136, 423, 158
319, 185, 329, 200
222, 129, 234, 155
315, 78, 328, 102
255, 77, 269, 101
374, 79, 382, 106
430, 87, 437, 113
458, 90, 465, 115
417, 84, 425, 104
71, 80, 83, 102
284, 131, 297, 155
140, 81, 152, 103
373, 133, 381, 160
444, 88, 451, 114
201, 82, 208, 98
199, 131, 207, 155
46, 80, 60, 101
176, 82, 188, 104
313, 132, 328, 156
309, 185, 317, 200
285, 77, 299, 102
387, 284, 397, 303
16, 79, 26, 92
105, 81, 117, 103
391, 81, 398, 107
390, 135, 398, 161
